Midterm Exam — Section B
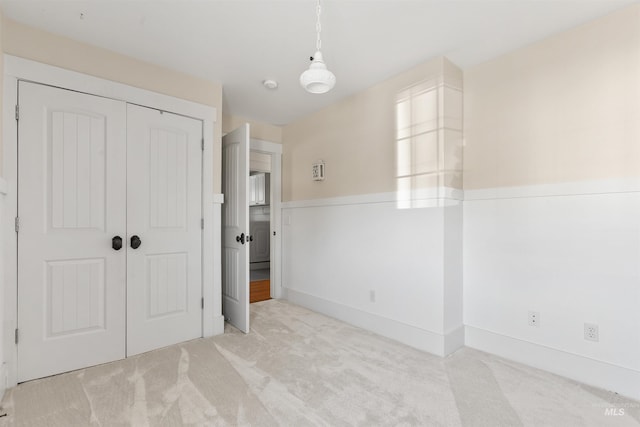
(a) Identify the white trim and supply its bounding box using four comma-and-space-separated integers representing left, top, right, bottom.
465, 325, 640, 401
286, 288, 463, 357
211, 195, 225, 336
3, 55, 220, 387
279, 178, 640, 209
464, 178, 640, 201
282, 187, 464, 209
5, 56, 215, 120
3, 75, 19, 387
0, 177, 7, 401
250, 138, 283, 154
201, 122, 220, 338
202, 190, 214, 337
270, 153, 283, 299
0, 364, 6, 401
444, 325, 466, 356
249, 139, 283, 300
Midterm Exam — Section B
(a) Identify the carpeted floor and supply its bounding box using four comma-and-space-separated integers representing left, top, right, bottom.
1, 299, 638, 426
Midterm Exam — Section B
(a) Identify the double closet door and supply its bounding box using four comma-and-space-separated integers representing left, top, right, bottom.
17, 82, 203, 382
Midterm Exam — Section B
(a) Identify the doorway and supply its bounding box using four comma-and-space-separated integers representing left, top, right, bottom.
249, 159, 271, 303
249, 140, 282, 305
221, 125, 282, 333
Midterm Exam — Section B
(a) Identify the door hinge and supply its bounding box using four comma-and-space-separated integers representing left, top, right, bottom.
15, 104, 19, 121
15, 329, 19, 345
201, 138, 204, 151
201, 218, 204, 229
15, 217, 19, 233
201, 297, 204, 309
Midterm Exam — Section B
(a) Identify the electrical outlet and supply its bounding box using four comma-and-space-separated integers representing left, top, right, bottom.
584, 323, 599, 342
369, 290, 376, 303
528, 311, 540, 327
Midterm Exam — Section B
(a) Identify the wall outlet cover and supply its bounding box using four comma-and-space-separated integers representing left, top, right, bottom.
528, 311, 540, 327
584, 323, 599, 342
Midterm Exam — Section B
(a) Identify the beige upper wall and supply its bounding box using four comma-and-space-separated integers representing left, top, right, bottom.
282, 57, 458, 202
1, 18, 223, 190
222, 114, 282, 143
283, 4, 640, 200
464, 4, 640, 190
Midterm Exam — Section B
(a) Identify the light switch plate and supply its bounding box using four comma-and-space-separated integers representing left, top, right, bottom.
312, 161, 325, 181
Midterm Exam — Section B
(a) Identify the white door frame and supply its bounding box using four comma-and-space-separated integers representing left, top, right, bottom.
249, 138, 283, 299
2, 55, 224, 388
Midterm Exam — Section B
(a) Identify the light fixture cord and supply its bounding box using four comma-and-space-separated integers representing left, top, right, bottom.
315, 0, 322, 51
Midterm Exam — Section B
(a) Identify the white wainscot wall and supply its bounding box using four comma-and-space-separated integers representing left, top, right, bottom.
464, 185, 640, 400
282, 192, 463, 356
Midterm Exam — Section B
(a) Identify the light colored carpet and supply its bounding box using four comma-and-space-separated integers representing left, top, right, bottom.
0, 299, 638, 426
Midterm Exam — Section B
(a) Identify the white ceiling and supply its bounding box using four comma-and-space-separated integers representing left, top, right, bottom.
1, 0, 636, 126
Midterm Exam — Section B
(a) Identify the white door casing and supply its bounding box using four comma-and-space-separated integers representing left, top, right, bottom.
222, 124, 250, 333
17, 82, 127, 382
126, 105, 203, 356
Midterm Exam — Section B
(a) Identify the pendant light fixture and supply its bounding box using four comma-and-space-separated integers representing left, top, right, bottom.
300, 0, 336, 94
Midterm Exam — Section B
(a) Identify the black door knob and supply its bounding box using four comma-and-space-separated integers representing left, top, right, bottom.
248, 235, 254, 242
112, 236, 123, 251
236, 233, 245, 244
130, 235, 142, 249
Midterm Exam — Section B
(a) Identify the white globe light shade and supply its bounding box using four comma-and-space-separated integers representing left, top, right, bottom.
300, 51, 336, 94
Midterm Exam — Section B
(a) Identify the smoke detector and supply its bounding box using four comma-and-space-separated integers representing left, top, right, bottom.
262, 80, 278, 90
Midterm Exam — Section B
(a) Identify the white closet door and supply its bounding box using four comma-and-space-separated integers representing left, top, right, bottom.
17, 82, 127, 382
126, 105, 203, 356
221, 124, 250, 333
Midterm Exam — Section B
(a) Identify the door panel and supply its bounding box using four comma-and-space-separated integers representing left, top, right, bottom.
148, 127, 188, 228
126, 105, 203, 356
17, 82, 127, 382
147, 253, 188, 317
47, 259, 105, 336
51, 111, 106, 230
222, 124, 250, 332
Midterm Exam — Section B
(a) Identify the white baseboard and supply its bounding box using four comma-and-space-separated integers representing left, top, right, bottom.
465, 325, 640, 401
212, 315, 225, 336
444, 325, 465, 356
286, 288, 463, 357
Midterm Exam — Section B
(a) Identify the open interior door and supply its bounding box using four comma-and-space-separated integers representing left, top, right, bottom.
221, 124, 250, 332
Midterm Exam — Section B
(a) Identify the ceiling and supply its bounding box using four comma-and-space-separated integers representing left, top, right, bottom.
1, 0, 636, 126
